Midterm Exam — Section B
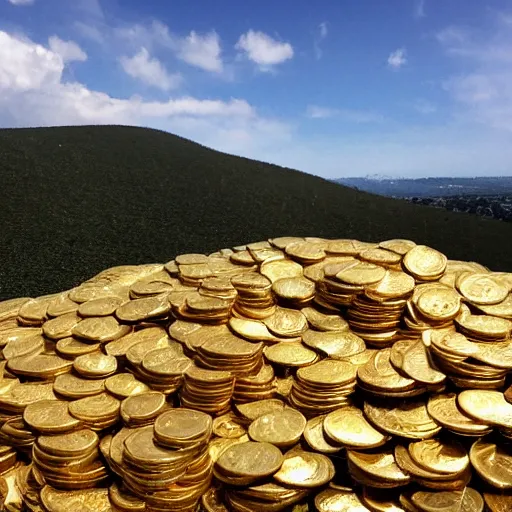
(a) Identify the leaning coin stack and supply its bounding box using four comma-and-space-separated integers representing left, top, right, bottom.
0, 236, 512, 512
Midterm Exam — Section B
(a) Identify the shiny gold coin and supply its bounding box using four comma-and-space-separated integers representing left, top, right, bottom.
23, 399, 81, 433
260, 258, 303, 283
364, 400, 441, 439
410, 488, 483, 512
2, 333, 44, 360
361, 488, 405, 512
154, 408, 212, 446
262, 307, 308, 337
484, 493, 512, 512
323, 406, 388, 449
301, 307, 349, 331
0, 297, 31, 322
408, 439, 469, 475
315, 488, 370, 512
296, 359, 357, 386
116, 293, 171, 322
272, 277, 315, 301
42, 312, 80, 340
248, 408, 306, 447
72, 316, 131, 342
426, 393, 491, 435
77, 296, 124, 317
38, 429, 99, 457
40, 486, 111, 512
56, 337, 100, 358
235, 399, 286, 421
476, 294, 512, 319
458, 390, 512, 428
401, 338, 446, 385
105, 326, 169, 357
73, 352, 117, 378
336, 261, 386, 285
458, 272, 509, 305
415, 287, 461, 321
302, 330, 365, 359
365, 270, 415, 299
303, 415, 342, 454
104, 373, 149, 398
121, 391, 166, 425
403, 245, 447, 280
216, 441, 283, 478
264, 342, 318, 367
53, 373, 105, 399
347, 449, 410, 485
68, 393, 120, 421
274, 449, 335, 488
229, 317, 280, 342
7, 353, 73, 378
360, 247, 402, 266
379, 239, 417, 255
285, 241, 326, 263
109, 482, 146, 512
470, 438, 512, 489
213, 413, 247, 439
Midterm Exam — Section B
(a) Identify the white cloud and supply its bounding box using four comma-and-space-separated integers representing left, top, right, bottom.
119, 48, 181, 91
437, 16, 512, 132
236, 30, 293, 70
307, 105, 384, 123
414, 0, 425, 19
48, 36, 87, 63
0, 30, 290, 159
175, 31, 223, 73
387, 48, 407, 69
7, 0, 34, 5
319, 22, 328, 39
314, 22, 328, 60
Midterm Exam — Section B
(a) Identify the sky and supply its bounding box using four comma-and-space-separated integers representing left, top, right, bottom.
0, 0, 512, 178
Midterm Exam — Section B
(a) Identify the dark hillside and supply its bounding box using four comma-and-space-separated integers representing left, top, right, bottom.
1, 125, 510, 299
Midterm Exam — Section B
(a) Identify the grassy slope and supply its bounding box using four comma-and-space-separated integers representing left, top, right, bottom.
0, 125, 510, 300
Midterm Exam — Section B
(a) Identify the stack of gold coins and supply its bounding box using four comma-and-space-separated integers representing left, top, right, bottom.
1, 237, 512, 511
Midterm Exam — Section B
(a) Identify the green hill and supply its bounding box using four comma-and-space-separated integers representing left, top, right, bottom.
0, 125, 510, 300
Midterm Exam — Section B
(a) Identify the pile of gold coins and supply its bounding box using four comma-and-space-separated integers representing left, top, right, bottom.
0, 236, 511, 511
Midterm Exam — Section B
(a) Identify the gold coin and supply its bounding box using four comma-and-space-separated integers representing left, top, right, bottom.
121, 391, 166, 424
104, 373, 149, 398
56, 337, 100, 358
301, 307, 349, 331
455, 311, 512, 339
235, 399, 285, 421
141, 347, 192, 376
415, 287, 461, 321
7, 353, 73, 378
262, 307, 308, 337
68, 393, 120, 421
154, 408, 212, 446
347, 449, 410, 485
116, 294, 171, 322
403, 245, 447, 280
248, 408, 306, 447
40, 486, 111, 512
484, 493, 512, 512
285, 241, 326, 263
38, 429, 99, 457
336, 262, 386, 285
458, 273, 509, 305
53, 374, 105, 399
401, 338, 446, 385
2, 333, 44, 360
73, 352, 117, 378
302, 330, 365, 359
379, 239, 417, 255
0, 297, 31, 322
315, 488, 370, 512
109, 482, 146, 512
23, 399, 81, 433
458, 390, 512, 428
426, 393, 491, 435
77, 296, 124, 317
216, 441, 283, 478
408, 439, 469, 475
366, 270, 415, 299
323, 406, 388, 449
361, 488, 405, 512
260, 258, 303, 283
272, 277, 315, 301
410, 488, 483, 512
274, 449, 334, 488
72, 316, 131, 342
42, 312, 80, 340
213, 413, 246, 439
470, 438, 512, 489
364, 400, 441, 439
475, 294, 512, 319
264, 342, 318, 367
228, 317, 279, 342
107, 326, 169, 358
296, 359, 357, 386
303, 415, 342, 454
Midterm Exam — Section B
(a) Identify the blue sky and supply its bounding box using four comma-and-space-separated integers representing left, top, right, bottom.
1, 0, 511, 177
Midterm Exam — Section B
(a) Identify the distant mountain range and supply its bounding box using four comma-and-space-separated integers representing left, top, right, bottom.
334, 176, 512, 198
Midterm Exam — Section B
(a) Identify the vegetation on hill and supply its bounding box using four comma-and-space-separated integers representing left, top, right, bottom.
1, 125, 511, 299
